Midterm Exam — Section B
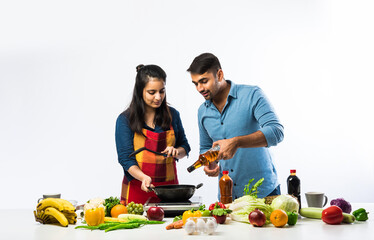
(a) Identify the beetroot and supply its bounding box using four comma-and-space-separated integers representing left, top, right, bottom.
330, 198, 352, 214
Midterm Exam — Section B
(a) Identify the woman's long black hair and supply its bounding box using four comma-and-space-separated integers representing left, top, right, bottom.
125, 64, 171, 135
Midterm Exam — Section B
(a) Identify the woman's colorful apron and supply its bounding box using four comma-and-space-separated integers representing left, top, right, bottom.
121, 126, 178, 204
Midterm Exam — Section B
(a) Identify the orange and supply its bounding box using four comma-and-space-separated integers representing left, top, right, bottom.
270, 209, 288, 227
110, 204, 127, 218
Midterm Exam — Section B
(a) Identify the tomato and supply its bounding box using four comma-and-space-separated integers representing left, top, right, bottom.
322, 206, 344, 225
209, 202, 226, 211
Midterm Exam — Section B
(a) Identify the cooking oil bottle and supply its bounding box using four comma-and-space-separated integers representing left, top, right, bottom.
187, 145, 220, 173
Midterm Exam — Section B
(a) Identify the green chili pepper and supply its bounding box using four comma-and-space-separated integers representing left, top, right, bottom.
75, 222, 123, 230
75, 225, 98, 230
104, 223, 141, 232
287, 211, 298, 226
352, 208, 369, 221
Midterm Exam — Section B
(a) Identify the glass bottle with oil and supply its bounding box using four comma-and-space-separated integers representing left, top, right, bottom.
187, 145, 220, 173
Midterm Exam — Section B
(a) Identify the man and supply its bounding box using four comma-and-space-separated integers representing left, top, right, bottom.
187, 53, 284, 199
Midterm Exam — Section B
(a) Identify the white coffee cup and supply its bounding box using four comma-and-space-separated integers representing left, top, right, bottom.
305, 192, 328, 208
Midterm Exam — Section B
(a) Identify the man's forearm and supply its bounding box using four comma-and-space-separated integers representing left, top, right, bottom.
234, 130, 268, 148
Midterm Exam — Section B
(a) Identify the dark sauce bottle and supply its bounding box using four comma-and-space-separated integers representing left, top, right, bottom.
287, 169, 301, 210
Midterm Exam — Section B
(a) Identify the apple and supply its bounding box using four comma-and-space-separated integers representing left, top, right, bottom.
249, 209, 266, 227
147, 206, 164, 221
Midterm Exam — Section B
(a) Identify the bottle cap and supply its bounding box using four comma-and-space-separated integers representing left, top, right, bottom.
222, 171, 229, 175
187, 166, 196, 173
290, 169, 296, 173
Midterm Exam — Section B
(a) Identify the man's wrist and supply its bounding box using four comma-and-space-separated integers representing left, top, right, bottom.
232, 136, 241, 148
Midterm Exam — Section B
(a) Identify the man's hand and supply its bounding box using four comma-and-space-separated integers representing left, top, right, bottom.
203, 161, 219, 177
214, 137, 238, 160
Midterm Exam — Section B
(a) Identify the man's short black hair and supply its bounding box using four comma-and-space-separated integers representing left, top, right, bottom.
187, 53, 222, 75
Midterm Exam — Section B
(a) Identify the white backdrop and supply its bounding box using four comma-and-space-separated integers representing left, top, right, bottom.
1, 0, 373, 209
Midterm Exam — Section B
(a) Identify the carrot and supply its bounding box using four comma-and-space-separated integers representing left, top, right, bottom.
165, 220, 183, 230
173, 220, 183, 229
165, 222, 175, 230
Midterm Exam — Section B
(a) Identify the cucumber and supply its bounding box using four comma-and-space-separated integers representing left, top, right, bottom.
300, 207, 323, 219
342, 213, 356, 223
117, 213, 147, 221
300, 207, 356, 223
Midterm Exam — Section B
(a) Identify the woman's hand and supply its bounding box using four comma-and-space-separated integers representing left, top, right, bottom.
140, 175, 154, 192
161, 146, 179, 158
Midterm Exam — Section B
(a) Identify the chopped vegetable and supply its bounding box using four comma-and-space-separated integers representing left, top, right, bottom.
330, 198, 352, 214
270, 195, 299, 213
352, 208, 369, 221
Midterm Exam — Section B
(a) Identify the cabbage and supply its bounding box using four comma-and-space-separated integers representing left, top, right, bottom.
229, 195, 273, 224
330, 198, 352, 213
270, 195, 299, 213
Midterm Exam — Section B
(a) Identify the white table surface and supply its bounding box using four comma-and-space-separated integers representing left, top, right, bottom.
1, 203, 372, 240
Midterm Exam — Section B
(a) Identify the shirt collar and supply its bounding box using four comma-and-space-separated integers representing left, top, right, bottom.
204, 80, 237, 107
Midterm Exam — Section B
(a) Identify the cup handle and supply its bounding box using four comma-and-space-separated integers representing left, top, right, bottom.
323, 195, 328, 207
37, 198, 43, 203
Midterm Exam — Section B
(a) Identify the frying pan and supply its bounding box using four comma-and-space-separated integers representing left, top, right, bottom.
148, 183, 203, 202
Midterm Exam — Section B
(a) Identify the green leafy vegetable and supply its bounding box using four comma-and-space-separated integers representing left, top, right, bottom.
229, 195, 273, 224
104, 196, 120, 217
243, 178, 264, 198
270, 195, 299, 213
212, 208, 232, 216
173, 215, 182, 222
198, 204, 206, 211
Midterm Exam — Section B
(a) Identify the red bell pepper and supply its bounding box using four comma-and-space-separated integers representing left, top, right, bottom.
209, 202, 226, 211
322, 206, 344, 224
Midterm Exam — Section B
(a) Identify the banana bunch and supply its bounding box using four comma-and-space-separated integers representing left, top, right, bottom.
34, 198, 77, 227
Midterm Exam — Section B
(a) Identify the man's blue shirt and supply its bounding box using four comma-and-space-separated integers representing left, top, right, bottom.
198, 80, 284, 199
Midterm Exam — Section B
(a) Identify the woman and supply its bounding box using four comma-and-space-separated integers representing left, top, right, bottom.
115, 64, 191, 204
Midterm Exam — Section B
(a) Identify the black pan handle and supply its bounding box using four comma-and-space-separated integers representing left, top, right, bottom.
129, 147, 168, 158
147, 186, 156, 192
195, 183, 203, 189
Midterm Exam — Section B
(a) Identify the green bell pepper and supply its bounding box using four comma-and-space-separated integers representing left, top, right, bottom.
287, 211, 298, 226
352, 208, 369, 221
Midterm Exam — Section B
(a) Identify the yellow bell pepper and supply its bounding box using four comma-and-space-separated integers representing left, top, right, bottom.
85, 207, 105, 226
182, 210, 202, 225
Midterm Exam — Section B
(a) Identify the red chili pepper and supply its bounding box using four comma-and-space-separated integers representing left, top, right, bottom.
209, 202, 226, 211
322, 206, 344, 225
